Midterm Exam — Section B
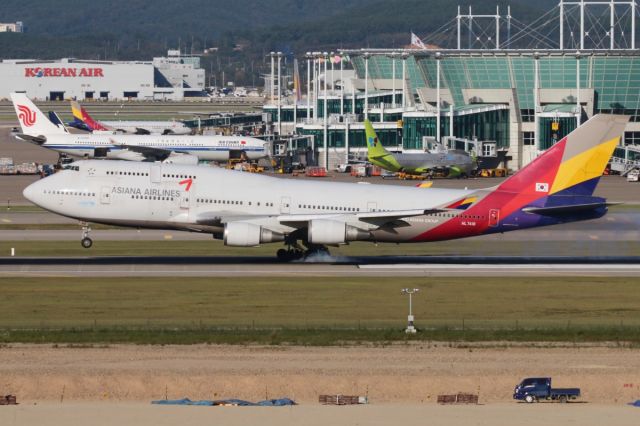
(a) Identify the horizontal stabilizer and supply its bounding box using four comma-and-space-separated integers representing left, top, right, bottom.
15, 133, 47, 144
522, 202, 610, 216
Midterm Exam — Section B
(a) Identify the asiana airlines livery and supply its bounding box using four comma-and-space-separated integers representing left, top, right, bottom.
22, 114, 627, 260
68, 100, 192, 135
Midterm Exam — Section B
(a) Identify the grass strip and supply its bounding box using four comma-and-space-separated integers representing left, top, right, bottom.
0, 277, 638, 344
2, 327, 640, 346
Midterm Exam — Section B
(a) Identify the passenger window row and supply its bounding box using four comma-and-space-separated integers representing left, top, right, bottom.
163, 174, 197, 179
107, 171, 149, 176
298, 204, 361, 212
130, 195, 175, 201
43, 189, 95, 197
430, 213, 486, 219
196, 199, 275, 207
197, 198, 245, 206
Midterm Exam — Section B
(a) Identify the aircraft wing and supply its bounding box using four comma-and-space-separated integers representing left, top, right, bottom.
115, 144, 173, 161
196, 209, 446, 230
111, 140, 190, 161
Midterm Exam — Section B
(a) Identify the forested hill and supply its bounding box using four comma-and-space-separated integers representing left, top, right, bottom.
0, 0, 556, 84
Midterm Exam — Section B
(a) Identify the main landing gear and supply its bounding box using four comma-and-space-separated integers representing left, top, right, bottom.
276, 236, 330, 261
80, 222, 93, 248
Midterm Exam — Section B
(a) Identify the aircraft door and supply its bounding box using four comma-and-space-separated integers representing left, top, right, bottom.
180, 193, 190, 210
367, 201, 377, 212
280, 196, 291, 214
489, 209, 500, 227
100, 186, 112, 204
150, 164, 161, 183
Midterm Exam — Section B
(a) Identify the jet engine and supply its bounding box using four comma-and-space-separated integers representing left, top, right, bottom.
223, 222, 284, 247
307, 219, 370, 245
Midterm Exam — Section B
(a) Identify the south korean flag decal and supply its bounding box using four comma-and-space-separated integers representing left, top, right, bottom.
535, 182, 549, 193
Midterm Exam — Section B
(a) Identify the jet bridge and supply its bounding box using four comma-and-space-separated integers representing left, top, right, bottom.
610, 145, 640, 176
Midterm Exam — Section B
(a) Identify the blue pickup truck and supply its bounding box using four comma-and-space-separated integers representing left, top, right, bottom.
513, 377, 580, 403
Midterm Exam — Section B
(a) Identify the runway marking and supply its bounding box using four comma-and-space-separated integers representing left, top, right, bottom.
359, 264, 640, 270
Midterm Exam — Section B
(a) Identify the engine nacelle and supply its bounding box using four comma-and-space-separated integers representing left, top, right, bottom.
223, 222, 284, 247
307, 219, 370, 245
163, 153, 199, 165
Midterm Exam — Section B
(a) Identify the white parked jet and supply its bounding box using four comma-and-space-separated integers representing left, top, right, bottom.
10, 93, 268, 164
22, 114, 627, 260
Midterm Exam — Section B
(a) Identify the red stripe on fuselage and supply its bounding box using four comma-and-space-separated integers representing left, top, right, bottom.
411, 139, 567, 242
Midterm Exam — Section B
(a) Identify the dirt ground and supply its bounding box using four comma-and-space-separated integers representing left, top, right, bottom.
2, 403, 640, 426
0, 344, 638, 405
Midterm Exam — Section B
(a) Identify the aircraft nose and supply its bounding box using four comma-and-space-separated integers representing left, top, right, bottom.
23, 180, 42, 205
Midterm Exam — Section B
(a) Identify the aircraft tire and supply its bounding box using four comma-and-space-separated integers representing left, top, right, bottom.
81, 237, 93, 249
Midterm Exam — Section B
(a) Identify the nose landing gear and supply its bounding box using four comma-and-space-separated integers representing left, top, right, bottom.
80, 222, 93, 248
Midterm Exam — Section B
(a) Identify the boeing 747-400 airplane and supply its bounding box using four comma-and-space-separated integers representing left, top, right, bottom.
22, 114, 627, 260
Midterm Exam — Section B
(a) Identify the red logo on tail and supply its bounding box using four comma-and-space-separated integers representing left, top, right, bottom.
17, 104, 36, 127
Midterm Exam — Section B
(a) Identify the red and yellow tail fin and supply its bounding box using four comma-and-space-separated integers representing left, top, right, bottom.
70, 100, 110, 132
498, 114, 628, 197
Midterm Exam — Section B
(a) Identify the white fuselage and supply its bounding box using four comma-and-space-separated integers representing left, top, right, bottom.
23, 160, 472, 243
102, 120, 191, 135
41, 134, 269, 162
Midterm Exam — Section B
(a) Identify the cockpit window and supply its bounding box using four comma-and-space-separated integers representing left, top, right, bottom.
63, 165, 80, 171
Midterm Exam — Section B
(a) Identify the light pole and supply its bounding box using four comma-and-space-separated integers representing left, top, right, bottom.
435, 51, 442, 143
277, 51, 282, 137
401, 288, 420, 334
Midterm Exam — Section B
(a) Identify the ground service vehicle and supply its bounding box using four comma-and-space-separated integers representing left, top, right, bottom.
513, 377, 580, 403
627, 168, 639, 182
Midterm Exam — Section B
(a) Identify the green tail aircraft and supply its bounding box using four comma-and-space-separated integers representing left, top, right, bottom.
364, 120, 474, 177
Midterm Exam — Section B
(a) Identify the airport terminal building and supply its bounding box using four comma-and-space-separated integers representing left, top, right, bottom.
0, 51, 206, 101
264, 1, 640, 171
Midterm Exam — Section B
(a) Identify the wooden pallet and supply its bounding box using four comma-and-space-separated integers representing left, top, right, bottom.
319, 394, 366, 405
437, 393, 478, 404
0, 395, 17, 405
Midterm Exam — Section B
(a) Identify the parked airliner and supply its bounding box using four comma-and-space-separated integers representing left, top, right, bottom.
11, 93, 268, 164
69, 100, 192, 135
22, 114, 627, 260
365, 120, 474, 177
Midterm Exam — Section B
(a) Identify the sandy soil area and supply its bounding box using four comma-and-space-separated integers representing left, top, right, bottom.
0, 344, 639, 405
2, 403, 640, 426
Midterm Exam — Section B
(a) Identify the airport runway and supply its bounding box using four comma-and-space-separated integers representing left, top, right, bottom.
1, 255, 638, 277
